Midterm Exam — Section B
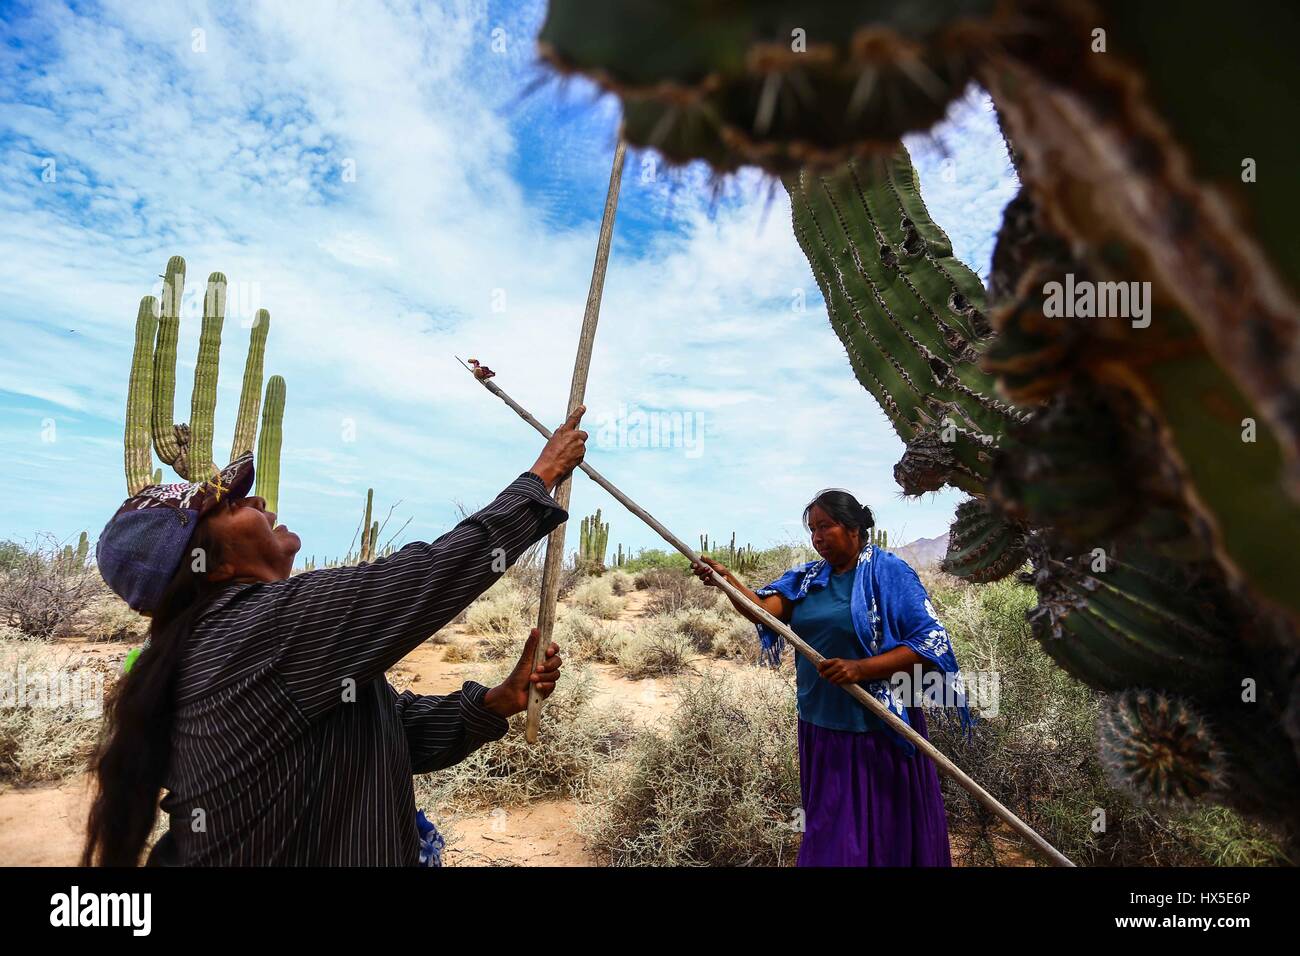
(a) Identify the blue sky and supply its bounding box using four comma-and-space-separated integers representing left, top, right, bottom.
0, 0, 1017, 564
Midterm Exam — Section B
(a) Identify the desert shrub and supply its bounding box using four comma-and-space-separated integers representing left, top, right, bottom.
710, 615, 761, 662
637, 567, 720, 616
669, 606, 730, 654
569, 577, 625, 621
607, 570, 634, 596
615, 617, 695, 680
740, 543, 817, 591
414, 662, 635, 812
0, 637, 106, 782
0, 536, 102, 639
925, 575, 1287, 866
466, 580, 534, 639
76, 594, 148, 643
579, 669, 801, 865
554, 607, 628, 664
441, 642, 478, 664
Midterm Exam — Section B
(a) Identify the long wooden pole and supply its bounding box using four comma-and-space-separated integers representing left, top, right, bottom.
526, 136, 627, 743
458, 361, 1076, 867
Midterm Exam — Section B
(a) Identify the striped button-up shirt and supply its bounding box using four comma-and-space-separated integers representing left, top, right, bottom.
151, 471, 566, 865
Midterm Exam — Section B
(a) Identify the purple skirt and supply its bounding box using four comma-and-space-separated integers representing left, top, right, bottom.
796, 708, 951, 867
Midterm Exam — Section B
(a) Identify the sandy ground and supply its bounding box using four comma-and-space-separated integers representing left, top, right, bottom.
0, 585, 993, 866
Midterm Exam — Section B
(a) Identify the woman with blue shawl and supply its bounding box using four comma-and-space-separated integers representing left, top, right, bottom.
694, 488, 971, 867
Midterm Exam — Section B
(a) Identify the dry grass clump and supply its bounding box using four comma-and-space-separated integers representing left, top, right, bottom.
607, 570, 634, 596
466, 579, 537, 658
414, 662, 635, 813
0, 637, 106, 782
554, 607, 628, 664
615, 617, 696, 680
632, 567, 678, 592
568, 577, 625, 620
441, 642, 478, 663
637, 568, 722, 616
75, 594, 148, 643
579, 669, 801, 866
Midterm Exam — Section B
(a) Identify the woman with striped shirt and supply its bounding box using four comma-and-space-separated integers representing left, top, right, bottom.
82, 407, 589, 866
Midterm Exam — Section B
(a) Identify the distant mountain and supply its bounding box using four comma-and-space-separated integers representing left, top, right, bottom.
891, 532, 949, 569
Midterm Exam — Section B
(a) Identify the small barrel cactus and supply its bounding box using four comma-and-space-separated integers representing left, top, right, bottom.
1098, 690, 1227, 806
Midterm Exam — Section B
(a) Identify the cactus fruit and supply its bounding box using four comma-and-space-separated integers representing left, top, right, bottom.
1097, 690, 1227, 806
254, 375, 285, 513
122, 256, 285, 502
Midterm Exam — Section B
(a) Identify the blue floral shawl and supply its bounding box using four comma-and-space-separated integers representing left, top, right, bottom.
753, 544, 974, 755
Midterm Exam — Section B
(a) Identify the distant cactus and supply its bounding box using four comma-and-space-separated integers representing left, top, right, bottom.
579, 509, 609, 572
358, 489, 374, 563
868, 528, 889, 551
122, 256, 285, 505
75, 531, 89, 566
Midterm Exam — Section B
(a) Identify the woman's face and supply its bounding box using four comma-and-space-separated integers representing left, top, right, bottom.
203, 494, 301, 583
807, 505, 860, 565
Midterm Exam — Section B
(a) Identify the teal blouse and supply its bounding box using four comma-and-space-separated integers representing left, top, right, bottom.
790, 566, 885, 734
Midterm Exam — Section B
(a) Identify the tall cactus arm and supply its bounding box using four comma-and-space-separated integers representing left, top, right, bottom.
786, 147, 1021, 491
231, 309, 270, 459
254, 375, 285, 514
124, 296, 159, 494
187, 273, 227, 482
150, 255, 187, 476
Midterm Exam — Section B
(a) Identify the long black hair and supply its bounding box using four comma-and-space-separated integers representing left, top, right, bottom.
802, 488, 875, 543
82, 519, 225, 866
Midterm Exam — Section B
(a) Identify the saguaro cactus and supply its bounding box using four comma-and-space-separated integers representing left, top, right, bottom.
122, 256, 286, 506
